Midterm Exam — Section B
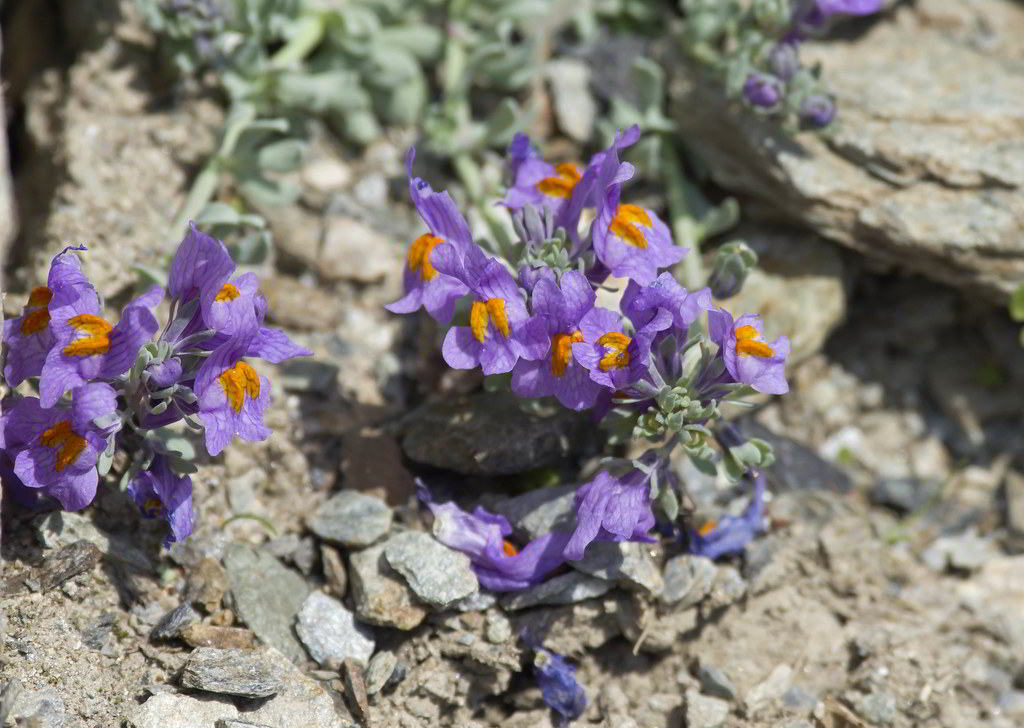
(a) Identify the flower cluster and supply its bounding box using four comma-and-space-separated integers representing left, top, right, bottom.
1, 227, 310, 543
391, 127, 788, 590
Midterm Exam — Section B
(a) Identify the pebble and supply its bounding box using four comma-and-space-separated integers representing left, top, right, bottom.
745, 664, 793, 714
319, 217, 395, 283
500, 572, 613, 611
342, 658, 371, 726
296, 591, 375, 666
321, 544, 348, 598
706, 566, 747, 611
697, 662, 737, 702
301, 157, 352, 193
922, 529, 993, 572
485, 613, 513, 644
3, 540, 101, 597
126, 693, 239, 728
569, 541, 664, 595
365, 651, 398, 695
34, 511, 152, 573
348, 543, 428, 630
308, 491, 393, 548
233, 647, 351, 728
184, 557, 229, 613
223, 544, 311, 663
853, 689, 898, 726
383, 532, 479, 608
660, 554, 717, 608
181, 624, 255, 650
150, 604, 199, 641
6, 687, 66, 728
180, 647, 283, 698
1005, 470, 1024, 537
871, 477, 940, 514
489, 484, 577, 540
685, 689, 730, 728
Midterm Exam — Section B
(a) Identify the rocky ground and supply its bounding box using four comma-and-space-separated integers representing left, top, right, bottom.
2, 2, 1024, 728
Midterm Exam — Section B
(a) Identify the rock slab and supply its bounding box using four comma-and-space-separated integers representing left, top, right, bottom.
295, 590, 375, 666
383, 531, 479, 608
307, 490, 393, 548
180, 647, 283, 698
348, 543, 428, 630
126, 693, 239, 728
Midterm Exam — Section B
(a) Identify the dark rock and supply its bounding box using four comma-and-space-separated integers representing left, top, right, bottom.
401, 392, 595, 476
871, 477, 941, 513
740, 420, 853, 494
81, 613, 115, 651
3, 540, 102, 596
150, 604, 200, 641
697, 662, 738, 702
180, 647, 283, 699
342, 658, 371, 726
660, 555, 717, 608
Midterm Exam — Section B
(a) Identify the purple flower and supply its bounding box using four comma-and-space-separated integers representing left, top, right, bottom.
815, 0, 883, 17
168, 222, 235, 303
435, 245, 548, 375
502, 137, 583, 222
534, 648, 587, 724
564, 470, 656, 561
621, 273, 711, 342
195, 333, 271, 456
386, 148, 472, 323
743, 72, 784, 108
800, 94, 837, 128
708, 309, 790, 395
769, 42, 800, 81
129, 455, 195, 544
418, 484, 568, 591
1, 383, 119, 511
591, 157, 684, 284
511, 271, 604, 410
571, 306, 670, 391
790, 0, 883, 38
689, 471, 765, 559
3, 246, 98, 387
40, 285, 162, 407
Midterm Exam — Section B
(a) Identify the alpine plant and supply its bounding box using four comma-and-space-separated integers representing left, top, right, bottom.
1, 228, 311, 544
391, 127, 790, 592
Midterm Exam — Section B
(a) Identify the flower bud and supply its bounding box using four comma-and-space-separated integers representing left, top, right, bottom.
800, 93, 837, 128
769, 42, 800, 81
743, 72, 784, 109
707, 241, 758, 299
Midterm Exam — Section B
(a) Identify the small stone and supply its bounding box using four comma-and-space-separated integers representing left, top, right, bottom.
216, 721, 275, 728
302, 157, 352, 193
234, 648, 352, 728
871, 477, 940, 513
782, 685, 818, 713
697, 662, 737, 702
922, 529, 993, 572
34, 511, 152, 572
296, 591, 375, 666
501, 572, 613, 611
348, 544, 428, 630
685, 689, 730, 728
185, 557, 229, 613
2, 540, 101, 596
546, 59, 596, 142
453, 590, 498, 612
485, 613, 513, 644
308, 491, 393, 548
6, 687, 65, 728
224, 544, 311, 663
570, 541, 664, 595
261, 275, 340, 331
660, 555, 717, 608
319, 217, 395, 283
181, 625, 255, 650
383, 532, 478, 608
706, 566, 747, 611
127, 693, 239, 728
321, 544, 347, 598
180, 647, 283, 698
365, 651, 398, 695
342, 658, 371, 726
745, 664, 793, 714
489, 484, 577, 540
150, 604, 199, 641
82, 613, 115, 651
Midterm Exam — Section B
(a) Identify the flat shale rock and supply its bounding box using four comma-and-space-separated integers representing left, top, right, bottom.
569, 541, 664, 595
402, 392, 593, 475
295, 590, 376, 666
126, 693, 239, 728
237, 647, 351, 728
307, 490, 393, 547
383, 531, 478, 608
180, 648, 283, 698
668, 0, 1024, 301
501, 572, 613, 611
348, 543, 429, 630
224, 544, 311, 664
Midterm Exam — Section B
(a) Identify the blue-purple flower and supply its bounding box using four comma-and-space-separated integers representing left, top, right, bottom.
436, 245, 548, 375
708, 308, 790, 395
743, 72, 784, 108
511, 270, 604, 410
168, 223, 235, 303
0, 383, 119, 511
419, 484, 568, 591
39, 285, 162, 408
129, 455, 194, 544
621, 273, 711, 343
534, 648, 587, 724
386, 148, 472, 323
564, 470, 656, 561
502, 134, 583, 222
689, 471, 765, 559
572, 306, 671, 391
800, 94, 837, 128
3, 247, 97, 387
195, 333, 271, 456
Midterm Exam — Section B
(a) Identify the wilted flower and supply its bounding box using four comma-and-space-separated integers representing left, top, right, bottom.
511, 270, 604, 410
708, 308, 790, 395
689, 470, 765, 559
435, 245, 548, 375
129, 455, 195, 544
418, 483, 568, 591
386, 148, 472, 323
564, 470, 656, 561
534, 648, 587, 724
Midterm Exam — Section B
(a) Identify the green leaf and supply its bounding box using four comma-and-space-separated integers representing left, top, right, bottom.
375, 25, 443, 59
257, 138, 308, 173
628, 57, 664, 113
1010, 284, 1024, 321
239, 175, 301, 207
656, 485, 680, 522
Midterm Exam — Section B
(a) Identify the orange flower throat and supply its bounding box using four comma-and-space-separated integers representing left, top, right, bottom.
734, 324, 774, 358
218, 361, 261, 412
597, 332, 632, 371
536, 163, 583, 199
407, 234, 445, 282
551, 330, 584, 377
609, 204, 652, 248
63, 314, 113, 357
470, 299, 510, 343
40, 420, 87, 472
